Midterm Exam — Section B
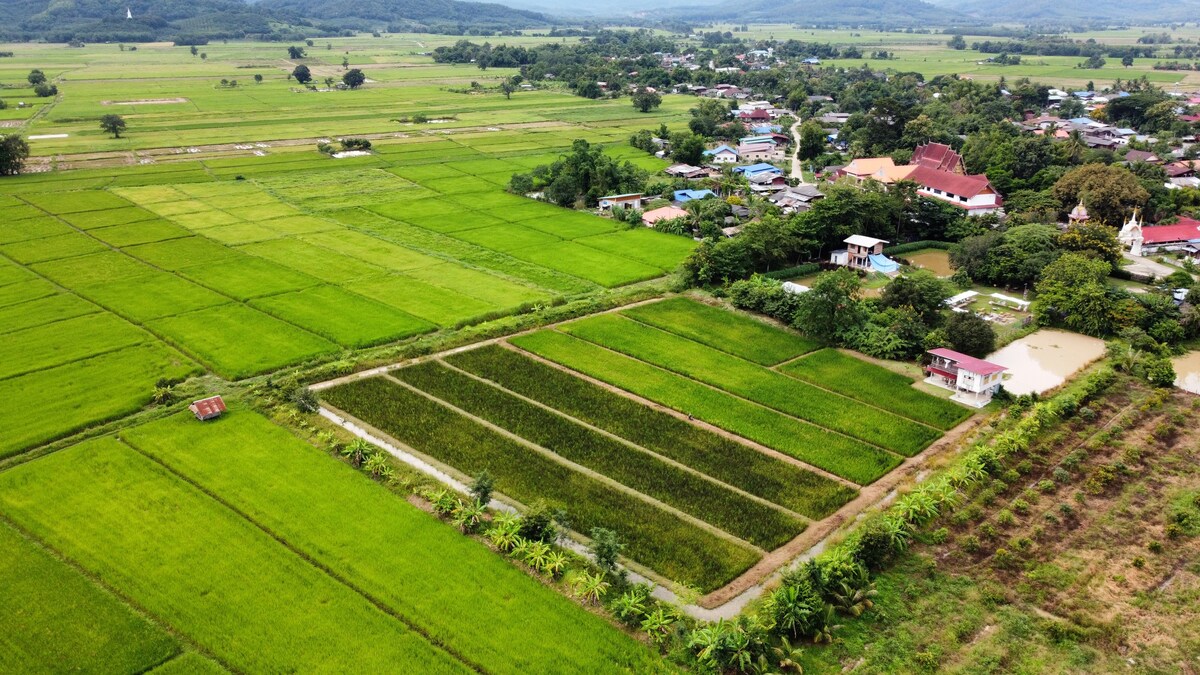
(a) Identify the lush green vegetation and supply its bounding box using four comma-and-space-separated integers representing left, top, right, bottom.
397, 360, 806, 549
0, 437, 470, 673
322, 376, 760, 590
511, 330, 902, 485
447, 345, 858, 519
122, 410, 664, 674
781, 349, 970, 430
622, 297, 820, 366
559, 315, 941, 456
0, 521, 181, 674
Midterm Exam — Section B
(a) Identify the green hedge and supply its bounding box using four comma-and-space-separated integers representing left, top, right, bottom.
762, 263, 821, 280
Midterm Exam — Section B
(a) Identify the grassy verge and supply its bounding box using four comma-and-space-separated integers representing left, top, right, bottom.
559, 315, 941, 456
321, 377, 760, 591
122, 409, 663, 674
780, 349, 970, 430
448, 345, 858, 519
621, 296, 820, 366
510, 331, 902, 485
0, 437, 468, 673
398, 360, 806, 549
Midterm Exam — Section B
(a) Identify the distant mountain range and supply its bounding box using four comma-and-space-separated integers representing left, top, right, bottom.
929, 0, 1200, 23
681, 0, 963, 26
0, 0, 547, 41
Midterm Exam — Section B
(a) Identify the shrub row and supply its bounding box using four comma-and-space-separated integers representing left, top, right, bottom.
559, 315, 940, 456
622, 296, 819, 366
510, 331, 902, 485
447, 345, 858, 519
396, 360, 807, 550
321, 377, 760, 591
780, 349, 970, 430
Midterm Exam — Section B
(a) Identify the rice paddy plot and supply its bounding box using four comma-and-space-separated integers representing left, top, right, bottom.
250, 284, 434, 348
0, 294, 100, 336
0, 342, 199, 459
452, 224, 563, 253
560, 314, 941, 456
0, 313, 150, 381
622, 297, 819, 366
506, 241, 666, 288
0, 232, 108, 265
90, 220, 193, 247
352, 274, 498, 327
322, 377, 760, 591
511, 330, 903, 485
20, 190, 134, 214
0, 438, 471, 673
59, 206, 160, 229
0, 521, 181, 674
149, 304, 337, 379
121, 409, 665, 674
575, 229, 696, 271
174, 256, 322, 300
0, 216, 75, 245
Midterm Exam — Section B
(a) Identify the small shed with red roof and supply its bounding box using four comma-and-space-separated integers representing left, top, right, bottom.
189, 396, 227, 421
925, 348, 1006, 407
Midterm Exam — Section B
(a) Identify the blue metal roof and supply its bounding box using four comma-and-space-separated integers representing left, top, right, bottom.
674, 189, 716, 202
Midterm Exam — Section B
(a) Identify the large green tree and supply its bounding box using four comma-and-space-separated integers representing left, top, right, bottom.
1052, 163, 1149, 226
796, 120, 826, 160
1032, 253, 1115, 336
0, 134, 30, 175
792, 268, 867, 344
880, 270, 950, 327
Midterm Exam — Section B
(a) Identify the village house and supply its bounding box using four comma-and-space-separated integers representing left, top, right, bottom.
733, 163, 784, 179
768, 185, 824, 212
830, 234, 891, 272
1123, 149, 1161, 164
642, 205, 688, 227
907, 165, 1004, 215
924, 348, 1007, 407
597, 193, 645, 210
703, 144, 739, 164
665, 163, 708, 179
748, 171, 788, 193
737, 142, 782, 162
673, 189, 716, 204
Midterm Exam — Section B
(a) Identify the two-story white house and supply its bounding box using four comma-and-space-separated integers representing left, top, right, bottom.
924, 348, 1007, 407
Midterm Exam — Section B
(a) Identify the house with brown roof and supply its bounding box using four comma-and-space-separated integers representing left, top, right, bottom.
1123, 149, 1161, 164
642, 205, 688, 227
911, 142, 965, 174
836, 157, 916, 184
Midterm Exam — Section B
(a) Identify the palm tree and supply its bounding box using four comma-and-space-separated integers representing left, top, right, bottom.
1064, 130, 1086, 164
810, 605, 842, 644
768, 585, 819, 638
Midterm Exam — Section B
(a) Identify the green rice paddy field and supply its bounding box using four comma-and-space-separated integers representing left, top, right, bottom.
321, 298, 964, 590
0, 407, 666, 673
0, 37, 707, 459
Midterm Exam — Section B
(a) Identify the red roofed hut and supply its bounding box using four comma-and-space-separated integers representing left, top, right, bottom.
189, 395, 227, 421
925, 348, 1007, 407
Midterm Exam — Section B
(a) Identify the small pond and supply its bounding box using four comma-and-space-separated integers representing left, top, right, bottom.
1172, 351, 1200, 394
986, 329, 1107, 395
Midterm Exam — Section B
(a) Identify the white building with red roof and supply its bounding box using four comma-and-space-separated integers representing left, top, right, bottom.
906, 165, 1004, 215
925, 348, 1007, 407
1121, 214, 1200, 256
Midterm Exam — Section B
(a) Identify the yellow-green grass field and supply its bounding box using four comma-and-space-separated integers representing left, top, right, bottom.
0, 407, 665, 673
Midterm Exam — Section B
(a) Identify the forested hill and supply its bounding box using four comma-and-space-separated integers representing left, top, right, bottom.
0, 0, 548, 42
677, 0, 966, 26
258, 0, 548, 30
942, 0, 1200, 23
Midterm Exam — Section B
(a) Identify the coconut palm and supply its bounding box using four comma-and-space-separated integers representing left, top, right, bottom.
810, 605, 842, 644
833, 580, 877, 617
771, 636, 805, 673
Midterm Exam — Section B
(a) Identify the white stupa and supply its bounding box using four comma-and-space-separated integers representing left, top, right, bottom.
126, 7, 133, 19
1118, 208, 1144, 256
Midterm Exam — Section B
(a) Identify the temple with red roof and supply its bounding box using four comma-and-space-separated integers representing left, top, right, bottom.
925, 348, 1007, 407
911, 142, 965, 174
